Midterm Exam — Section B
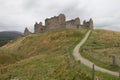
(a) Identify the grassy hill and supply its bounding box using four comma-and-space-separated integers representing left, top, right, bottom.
0, 31, 23, 47
0, 29, 118, 80
81, 29, 120, 71
0, 29, 92, 80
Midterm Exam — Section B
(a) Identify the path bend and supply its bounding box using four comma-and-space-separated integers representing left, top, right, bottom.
73, 30, 119, 76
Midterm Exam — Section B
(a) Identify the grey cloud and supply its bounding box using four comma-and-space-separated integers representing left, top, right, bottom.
0, 0, 120, 32
60, 3, 89, 20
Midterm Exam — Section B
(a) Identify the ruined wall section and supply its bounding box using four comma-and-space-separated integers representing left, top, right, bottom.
81, 19, 94, 29
45, 14, 66, 30
65, 17, 80, 28
34, 22, 45, 33
24, 27, 32, 36
89, 18, 94, 29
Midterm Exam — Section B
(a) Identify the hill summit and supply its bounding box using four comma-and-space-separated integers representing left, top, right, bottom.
24, 14, 94, 35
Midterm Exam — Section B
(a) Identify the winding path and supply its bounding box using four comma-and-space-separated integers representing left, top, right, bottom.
73, 30, 119, 76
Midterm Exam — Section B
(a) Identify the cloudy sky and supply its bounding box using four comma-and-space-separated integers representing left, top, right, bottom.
0, 0, 120, 32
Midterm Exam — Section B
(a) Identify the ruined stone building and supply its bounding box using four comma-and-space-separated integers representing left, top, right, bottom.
34, 22, 45, 33
24, 14, 94, 35
24, 27, 32, 36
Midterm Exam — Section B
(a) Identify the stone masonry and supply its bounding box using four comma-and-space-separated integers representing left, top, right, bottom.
34, 22, 45, 33
24, 13, 94, 35
45, 14, 66, 30
65, 17, 80, 28
81, 18, 93, 29
24, 27, 32, 36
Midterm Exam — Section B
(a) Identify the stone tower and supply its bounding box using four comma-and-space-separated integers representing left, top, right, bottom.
24, 27, 32, 36
34, 22, 44, 33
45, 14, 66, 30
82, 19, 94, 29
89, 18, 94, 29
58, 14, 66, 24
83, 20, 86, 25
74, 17, 80, 27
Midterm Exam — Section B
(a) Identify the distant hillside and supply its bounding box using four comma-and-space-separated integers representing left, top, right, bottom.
0, 31, 23, 47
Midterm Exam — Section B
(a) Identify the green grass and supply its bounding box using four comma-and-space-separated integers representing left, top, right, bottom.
0, 29, 119, 80
81, 52, 120, 71
68, 30, 119, 80
0, 40, 9, 47
0, 29, 92, 80
80, 63, 118, 80
81, 29, 120, 72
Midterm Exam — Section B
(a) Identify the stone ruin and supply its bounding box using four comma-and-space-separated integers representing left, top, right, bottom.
24, 27, 32, 36
24, 13, 94, 35
34, 22, 45, 33
45, 14, 66, 30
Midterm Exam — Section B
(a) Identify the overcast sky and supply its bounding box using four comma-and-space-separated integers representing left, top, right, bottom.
0, 0, 120, 32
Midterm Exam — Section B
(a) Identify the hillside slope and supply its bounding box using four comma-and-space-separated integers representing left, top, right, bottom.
0, 31, 23, 47
81, 29, 120, 71
0, 29, 92, 80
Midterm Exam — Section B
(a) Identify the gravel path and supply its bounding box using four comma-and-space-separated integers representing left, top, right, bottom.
73, 30, 119, 76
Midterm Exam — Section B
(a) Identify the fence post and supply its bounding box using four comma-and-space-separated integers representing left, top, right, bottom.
118, 71, 120, 80
112, 56, 116, 66
78, 60, 82, 70
9, 74, 12, 80
92, 64, 94, 80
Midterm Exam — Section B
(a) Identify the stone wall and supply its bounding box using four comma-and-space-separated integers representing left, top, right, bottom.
34, 22, 44, 33
82, 19, 94, 29
45, 14, 65, 30
89, 18, 94, 29
24, 13, 94, 36
24, 27, 32, 36
65, 17, 80, 28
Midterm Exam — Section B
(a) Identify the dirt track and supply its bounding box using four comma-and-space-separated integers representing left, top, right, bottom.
73, 30, 119, 76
